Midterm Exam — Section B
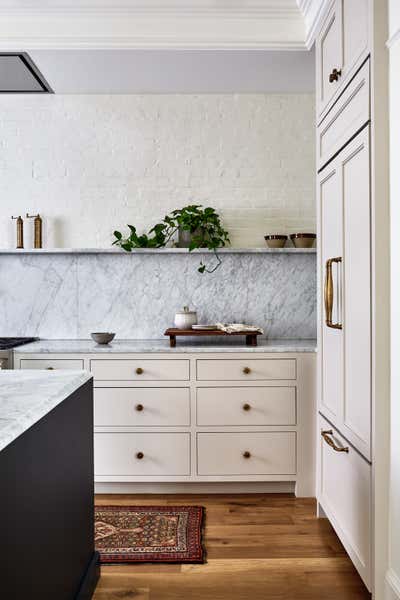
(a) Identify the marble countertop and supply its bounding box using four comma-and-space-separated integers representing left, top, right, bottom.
13, 338, 317, 354
0, 370, 92, 453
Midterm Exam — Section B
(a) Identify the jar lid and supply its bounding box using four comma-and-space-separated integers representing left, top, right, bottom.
176, 306, 196, 315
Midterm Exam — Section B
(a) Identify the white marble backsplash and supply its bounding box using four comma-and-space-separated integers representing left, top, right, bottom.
0, 252, 316, 339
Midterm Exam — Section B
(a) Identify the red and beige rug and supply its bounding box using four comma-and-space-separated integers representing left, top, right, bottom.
95, 505, 205, 564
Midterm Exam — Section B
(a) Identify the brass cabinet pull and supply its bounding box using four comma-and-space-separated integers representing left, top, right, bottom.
136, 452, 144, 460
243, 367, 251, 375
135, 404, 144, 412
243, 451, 251, 459
242, 403, 251, 411
46, 366, 54, 370
329, 68, 342, 83
135, 367, 143, 375
321, 430, 349, 453
324, 257, 342, 329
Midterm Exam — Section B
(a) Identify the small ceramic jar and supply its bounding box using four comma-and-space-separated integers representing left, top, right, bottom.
174, 306, 198, 330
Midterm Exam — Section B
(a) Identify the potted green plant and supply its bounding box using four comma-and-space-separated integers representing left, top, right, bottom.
112, 204, 230, 273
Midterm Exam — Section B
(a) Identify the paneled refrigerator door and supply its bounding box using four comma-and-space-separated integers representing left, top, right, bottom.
341, 126, 371, 460
318, 160, 343, 427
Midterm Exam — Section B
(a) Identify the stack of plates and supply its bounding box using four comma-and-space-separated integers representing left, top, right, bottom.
192, 324, 217, 330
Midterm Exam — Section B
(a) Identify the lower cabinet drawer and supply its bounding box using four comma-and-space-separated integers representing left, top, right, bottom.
318, 415, 371, 589
196, 358, 296, 381
197, 432, 296, 476
94, 432, 191, 476
90, 359, 189, 381
94, 387, 190, 427
19, 358, 84, 370
197, 386, 296, 426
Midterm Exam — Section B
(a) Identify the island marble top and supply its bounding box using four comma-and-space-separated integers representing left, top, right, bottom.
0, 370, 92, 453
13, 338, 317, 354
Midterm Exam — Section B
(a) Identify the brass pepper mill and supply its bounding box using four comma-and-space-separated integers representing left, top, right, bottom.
11, 215, 24, 249
26, 213, 43, 249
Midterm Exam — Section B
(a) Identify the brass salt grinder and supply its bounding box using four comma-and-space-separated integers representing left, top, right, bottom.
11, 215, 24, 249
26, 213, 43, 248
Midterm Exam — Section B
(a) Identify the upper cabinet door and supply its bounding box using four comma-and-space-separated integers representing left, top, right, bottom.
317, 0, 370, 121
316, 1, 343, 120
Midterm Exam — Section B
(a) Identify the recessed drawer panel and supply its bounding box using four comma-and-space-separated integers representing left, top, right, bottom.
197, 432, 296, 475
196, 359, 296, 381
19, 359, 84, 370
197, 387, 296, 426
318, 415, 371, 588
94, 387, 190, 427
317, 61, 370, 169
90, 359, 189, 381
94, 432, 190, 476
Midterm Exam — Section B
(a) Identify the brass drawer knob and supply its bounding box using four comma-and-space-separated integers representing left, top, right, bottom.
135, 404, 144, 412
46, 367, 54, 370
242, 403, 251, 411
243, 367, 251, 375
243, 451, 251, 459
136, 452, 144, 460
329, 68, 342, 83
135, 367, 144, 375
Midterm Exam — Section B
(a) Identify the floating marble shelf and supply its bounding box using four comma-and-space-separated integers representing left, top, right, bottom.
0, 247, 316, 255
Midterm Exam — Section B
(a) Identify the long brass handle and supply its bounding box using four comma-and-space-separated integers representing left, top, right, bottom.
324, 257, 342, 329
321, 430, 349, 453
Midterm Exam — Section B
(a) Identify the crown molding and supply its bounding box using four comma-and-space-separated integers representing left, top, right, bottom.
297, 0, 332, 49
0, 1, 308, 50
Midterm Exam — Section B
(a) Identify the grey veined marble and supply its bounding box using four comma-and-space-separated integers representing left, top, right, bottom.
0, 370, 92, 452
0, 252, 316, 339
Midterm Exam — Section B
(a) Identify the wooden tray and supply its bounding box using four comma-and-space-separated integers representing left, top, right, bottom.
164, 328, 262, 347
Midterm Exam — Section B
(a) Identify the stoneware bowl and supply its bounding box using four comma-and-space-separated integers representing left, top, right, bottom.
91, 332, 115, 345
290, 233, 317, 248
264, 234, 287, 249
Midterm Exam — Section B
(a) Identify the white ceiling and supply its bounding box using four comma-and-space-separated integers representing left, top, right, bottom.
28, 49, 315, 94
0, 1, 324, 94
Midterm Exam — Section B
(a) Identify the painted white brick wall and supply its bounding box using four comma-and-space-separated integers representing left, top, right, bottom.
0, 94, 315, 249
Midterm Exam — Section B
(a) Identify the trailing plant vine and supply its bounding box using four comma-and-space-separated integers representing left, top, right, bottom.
113, 204, 230, 273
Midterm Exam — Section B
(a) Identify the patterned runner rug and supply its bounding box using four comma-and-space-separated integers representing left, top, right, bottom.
95, 505, 205, 564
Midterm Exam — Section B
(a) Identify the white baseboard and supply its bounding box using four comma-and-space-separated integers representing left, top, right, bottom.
95, 481, 295, 495
386, 569, 400, 600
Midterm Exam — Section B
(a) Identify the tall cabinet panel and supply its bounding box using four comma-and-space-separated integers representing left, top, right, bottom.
319, 164, 343, 425
318, 126, 371, 461
342, 128, 371, 459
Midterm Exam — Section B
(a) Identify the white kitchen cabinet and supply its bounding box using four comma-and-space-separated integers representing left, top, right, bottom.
316, 0, 370, 120
16, 350, 315, 495
19, 358, 84, 370
196, 386, 296, 426
197, 432, 296, 476
94, 387, 191, 427
196, 358, 296, 381
94, 432, 191, 477
318, 415, 371, 588
318, 126, 371, 461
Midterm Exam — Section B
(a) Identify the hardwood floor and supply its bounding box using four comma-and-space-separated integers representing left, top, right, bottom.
93, 494, 370, 600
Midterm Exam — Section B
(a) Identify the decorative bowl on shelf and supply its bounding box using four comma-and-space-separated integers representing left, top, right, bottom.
290, 233, 316, 248
264, 234, 288, 249
90, 332, 115, 345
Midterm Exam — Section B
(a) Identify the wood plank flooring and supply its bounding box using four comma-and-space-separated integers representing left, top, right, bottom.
93, 493, 370, 600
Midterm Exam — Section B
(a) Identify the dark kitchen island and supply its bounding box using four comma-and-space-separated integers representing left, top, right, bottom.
0, 370, 99, 600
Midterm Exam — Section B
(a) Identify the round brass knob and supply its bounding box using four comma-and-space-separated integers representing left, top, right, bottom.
136, 452, 144, 460
243, 451, 251, 459
46, 367, 54, 370
242, 403, 251, 411
135, 367, 143, 375
243, 367, 251, 375
135, 404, 144, 412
